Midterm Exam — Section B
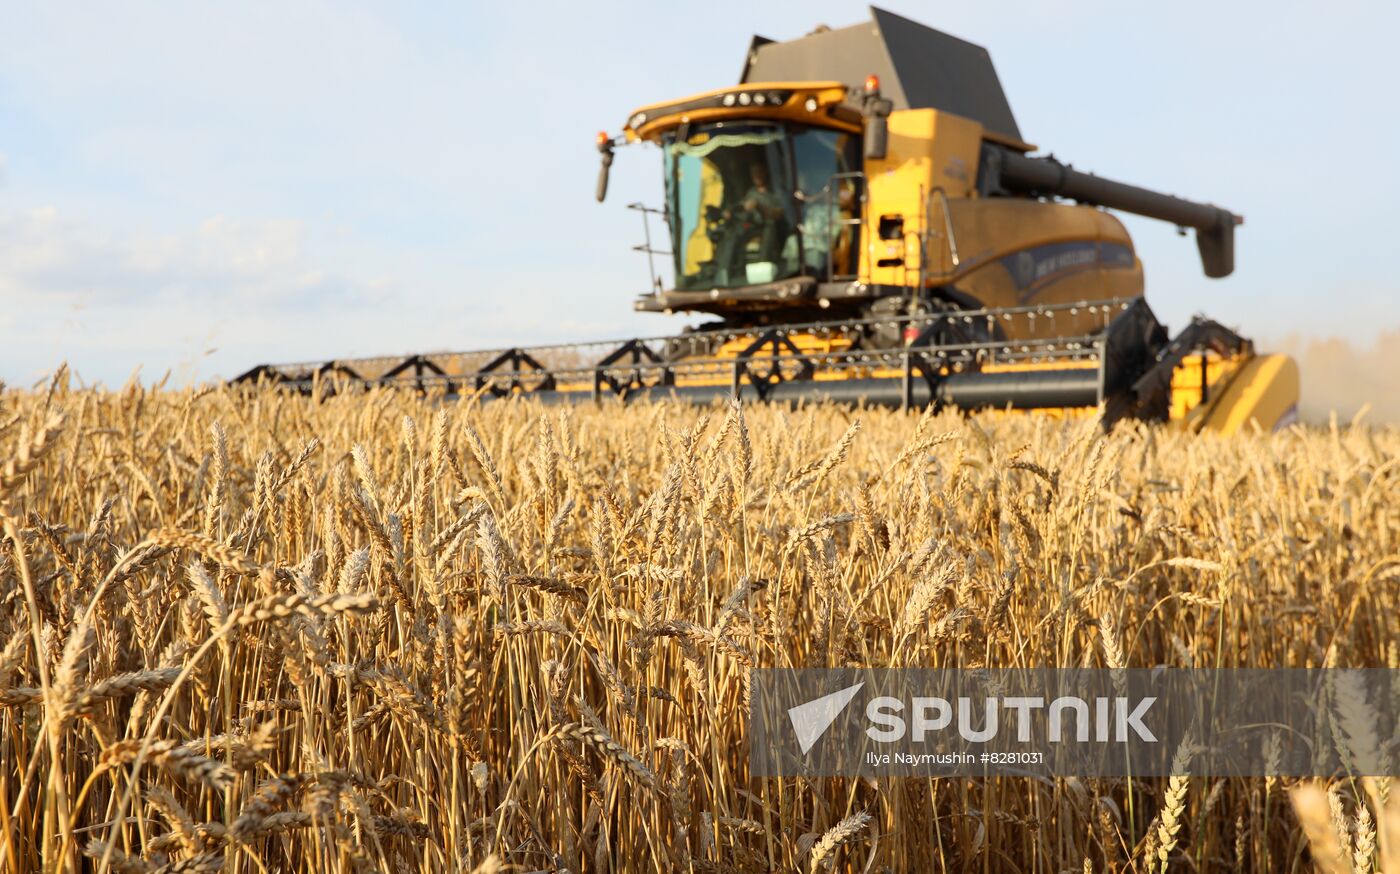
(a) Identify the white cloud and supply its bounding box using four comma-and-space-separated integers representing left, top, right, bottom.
0, 208, 358, 305
0, 204, 656, 387
0, 207, 397, 384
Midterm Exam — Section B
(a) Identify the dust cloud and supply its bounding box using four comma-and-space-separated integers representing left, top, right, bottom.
1273, 330, 1400, 424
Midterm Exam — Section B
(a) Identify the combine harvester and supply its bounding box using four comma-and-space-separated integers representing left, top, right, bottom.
234, 8, 1298, 433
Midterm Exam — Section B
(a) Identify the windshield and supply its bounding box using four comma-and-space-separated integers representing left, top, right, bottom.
790, 126, 861, 280
664, 122, 800, 291
663, 121, 860, 291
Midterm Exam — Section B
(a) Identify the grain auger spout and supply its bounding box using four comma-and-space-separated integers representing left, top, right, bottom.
980, 148, 1242, 278
232, 7, 1299, 434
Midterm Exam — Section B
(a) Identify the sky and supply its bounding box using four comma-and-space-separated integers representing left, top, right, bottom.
1, 1, 1397, 393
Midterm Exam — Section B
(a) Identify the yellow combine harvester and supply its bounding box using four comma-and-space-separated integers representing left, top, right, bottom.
235, 8, 1299, 434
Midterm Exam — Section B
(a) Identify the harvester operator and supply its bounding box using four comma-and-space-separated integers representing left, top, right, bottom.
799, 182, 855, 275
715, 163, 789, 284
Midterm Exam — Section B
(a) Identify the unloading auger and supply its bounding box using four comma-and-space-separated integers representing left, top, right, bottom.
234, 7, 1298, 434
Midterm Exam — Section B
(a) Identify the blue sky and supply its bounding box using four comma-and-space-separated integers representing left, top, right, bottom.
1, 1, 1397, 387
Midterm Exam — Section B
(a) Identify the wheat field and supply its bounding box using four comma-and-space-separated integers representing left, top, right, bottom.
0, 377, 1396, 873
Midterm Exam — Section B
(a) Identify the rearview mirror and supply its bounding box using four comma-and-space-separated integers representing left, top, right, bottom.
864, 115, 888, 161
860, 85, 892, 161
596, 133, 615, 203
596, 154, 613, 202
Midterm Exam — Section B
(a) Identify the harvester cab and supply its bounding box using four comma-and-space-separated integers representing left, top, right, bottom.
604, 8, 1228, 326
235, 8, 1299, 434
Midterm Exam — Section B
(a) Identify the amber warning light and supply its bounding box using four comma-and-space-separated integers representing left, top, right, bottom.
864, 74, 880, 94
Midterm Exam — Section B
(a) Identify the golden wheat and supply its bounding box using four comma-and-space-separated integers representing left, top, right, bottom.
0, 378, 1395, 872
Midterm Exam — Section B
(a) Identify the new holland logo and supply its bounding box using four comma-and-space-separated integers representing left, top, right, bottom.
787, 682, 864, 754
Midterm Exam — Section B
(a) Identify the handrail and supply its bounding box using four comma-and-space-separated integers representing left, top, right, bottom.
920, 187, 961, 285
809, 171, 866, 283
627, 202, 670, 294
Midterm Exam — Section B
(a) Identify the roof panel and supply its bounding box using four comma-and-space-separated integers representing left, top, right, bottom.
740, 6, 1021, 141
